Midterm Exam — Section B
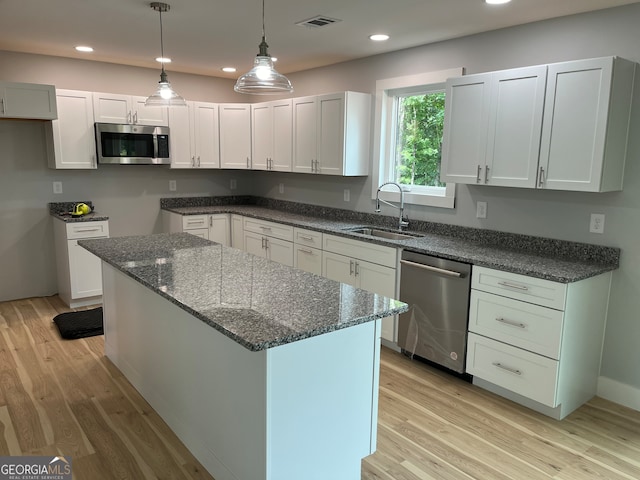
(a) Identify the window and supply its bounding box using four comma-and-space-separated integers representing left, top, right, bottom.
372, 68, 462, 209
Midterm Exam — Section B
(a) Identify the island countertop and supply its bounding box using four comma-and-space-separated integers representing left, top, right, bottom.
79, 232, 408, 351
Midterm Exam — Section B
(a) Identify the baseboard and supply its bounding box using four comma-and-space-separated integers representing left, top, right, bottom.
597, 376, 640, 412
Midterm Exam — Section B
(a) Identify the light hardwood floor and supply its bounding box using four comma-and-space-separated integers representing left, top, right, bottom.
1, 295, 639, 480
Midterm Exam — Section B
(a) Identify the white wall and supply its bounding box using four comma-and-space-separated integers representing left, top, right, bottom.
1, 3, 639, 400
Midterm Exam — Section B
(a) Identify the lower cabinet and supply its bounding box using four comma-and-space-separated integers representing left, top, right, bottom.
322, 234, 398, 343
163, 212, 230, 246
243, 217, 294, 266
293, 228, 323, 275
231, 214, 245, 250
53, 219, 109, 308
466, 265, 612, 419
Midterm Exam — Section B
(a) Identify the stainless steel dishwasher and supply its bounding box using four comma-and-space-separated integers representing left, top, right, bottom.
398, 250, 472, 374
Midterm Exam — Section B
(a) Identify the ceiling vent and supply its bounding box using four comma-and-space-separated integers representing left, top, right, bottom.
295, 15, 341, 28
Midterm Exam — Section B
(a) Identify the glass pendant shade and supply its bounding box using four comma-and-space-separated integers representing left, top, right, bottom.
234, 54, 293, 94
146, 68, 187, 106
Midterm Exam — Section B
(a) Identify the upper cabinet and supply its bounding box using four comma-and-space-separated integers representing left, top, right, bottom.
251, 99, 292, 172
440, 56, 636, 192
219, 103, 251, 169
293, 92, 371, 176
169, 101, 219, 169
0, 81, 57, 120
93, 92, 168, 126
46, 89, 96, 169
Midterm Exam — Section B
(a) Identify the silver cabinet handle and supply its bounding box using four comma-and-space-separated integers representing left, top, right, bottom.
400, 259, 463, 278
497, 281, 529, 291
246, 157, 250, 169
191, 156, 196, 167
349, 260, 354, 276
260, 226, 272, 232
128, 111, 132, 124
133, 111, 138, 124
0, 97, 4, 114
264, 237, 269, 250
538, 166, 545, 187
492, 362, 522, 376
298, 248, 314, 254
354, 261, 360, 276
476, 165, 482, 183
73, 228, 101, 233
197, 156, 201, 167
496, 317, 527, 329
484, 166, 490, 184
209, 216, 213, 227
186, 220, 205, 226
298, 234, 314, 241
261, 237, 266, 249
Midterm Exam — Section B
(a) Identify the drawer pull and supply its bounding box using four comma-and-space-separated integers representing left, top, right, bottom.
73, 228, 101, 233
186, 220, 204, 225
298, 248, 314, 255
260, 226, 272, 231
492, 362, 522, 376
497, 281, 529, 291
298, 234, 314, 241
495, 317, 527, 329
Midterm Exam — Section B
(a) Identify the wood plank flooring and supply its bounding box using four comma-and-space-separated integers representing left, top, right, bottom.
1, 295, 639, 479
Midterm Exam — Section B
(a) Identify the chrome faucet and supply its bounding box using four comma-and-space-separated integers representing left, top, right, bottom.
375, 182, 409, 230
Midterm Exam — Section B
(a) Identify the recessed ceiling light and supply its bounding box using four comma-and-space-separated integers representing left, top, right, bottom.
222, 67, 237, 73
485, 0, 511, 4
75, 46, 94, 52
369, 34, 389, 42
156, 57, 171, 63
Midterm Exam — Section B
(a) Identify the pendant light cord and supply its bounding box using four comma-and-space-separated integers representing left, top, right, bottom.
262, 0, 265, 39
159, 7, 165, 73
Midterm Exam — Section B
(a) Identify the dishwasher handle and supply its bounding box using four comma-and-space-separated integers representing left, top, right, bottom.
400, 259, 463, 278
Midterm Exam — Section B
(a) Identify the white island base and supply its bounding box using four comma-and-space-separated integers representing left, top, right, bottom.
101, 263, 382, 480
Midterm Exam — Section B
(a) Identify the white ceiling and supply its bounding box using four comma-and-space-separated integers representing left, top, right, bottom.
0, 0, 636, 79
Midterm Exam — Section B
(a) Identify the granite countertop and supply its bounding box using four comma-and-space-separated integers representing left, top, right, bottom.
49, 201, 109, 223
79, 233, 408, 351
162, 203, 619, 283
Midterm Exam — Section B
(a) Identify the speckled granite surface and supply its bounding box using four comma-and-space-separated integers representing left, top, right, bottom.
49, 201, 109, 223
79, 233, 408, 351
161, 196, 620, 283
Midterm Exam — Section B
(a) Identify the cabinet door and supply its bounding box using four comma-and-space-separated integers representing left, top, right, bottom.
485, 66, 547, 188
193, 102, 220, 168
317, 93, 345, 175
292, 96, 317, 173
244, 231, 267, 258
0, 82, 57, 119
266, 237, 294, 267
251, 103, 272, 170
294, 246, 322, 275
48, 89, 96, 169
271, 99, 293, 171
68, 240, 103, 298
538, 58, 614, 192
185, 228, 209, 239
356, 260, 397, 342
169, 102, 194, 168
440, 73, 492, 184
219, 104, 251, 169
231, 215, 245, 250
132, 96, 168, 126
93, 92, 131, 123
209, 215, 230, 246
322, 251, 355, 286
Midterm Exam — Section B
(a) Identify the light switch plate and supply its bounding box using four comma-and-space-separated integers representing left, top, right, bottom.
590, 213, 605, 234
169, 180, 177, 191
476, 201, 487, 219
53, 181, 63, 194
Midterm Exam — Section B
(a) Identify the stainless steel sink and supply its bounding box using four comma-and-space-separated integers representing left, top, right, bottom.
345, 227, 423, 240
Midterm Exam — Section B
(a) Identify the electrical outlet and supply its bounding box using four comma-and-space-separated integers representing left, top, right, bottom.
476, 201, 487, 219
53, 181, 63, 194
590, 213, 605, 234
343, 189, 350, 202
230, 179, 237, 190
278, 183, 284, 194
169, 180, 177, 191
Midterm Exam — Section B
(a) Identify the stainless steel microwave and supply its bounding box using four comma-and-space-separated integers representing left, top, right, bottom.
95, 123, 170, 165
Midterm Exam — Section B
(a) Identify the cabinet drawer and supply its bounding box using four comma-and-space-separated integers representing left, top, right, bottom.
243, 217, 294, 241
469, 290, 563, 359
472, 266, 566, 310
467, 332, 559, 407
182, 215, 208, 230
294, 227, 323, 248
323, 233, 397, 268
294, 245, 323, 275
66, 221, 109, 239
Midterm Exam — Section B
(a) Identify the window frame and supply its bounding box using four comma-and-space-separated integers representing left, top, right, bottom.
372, 68, 463, 209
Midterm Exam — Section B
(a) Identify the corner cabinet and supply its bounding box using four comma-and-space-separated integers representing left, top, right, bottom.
163, 211, 230, 245
441, 56, 636, 192
466, 266, 612, 420
93, 92, 168, 126
0, 81, 57, 120
169, 101, 220, 169
219, 103, 252, 169
293, 92, 371, 176
46, 89, 97, 169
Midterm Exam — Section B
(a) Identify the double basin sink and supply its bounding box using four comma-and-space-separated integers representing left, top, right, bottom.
343, 226, 425, 241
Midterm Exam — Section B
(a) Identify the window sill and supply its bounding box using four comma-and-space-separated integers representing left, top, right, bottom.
377, 185, 455, 209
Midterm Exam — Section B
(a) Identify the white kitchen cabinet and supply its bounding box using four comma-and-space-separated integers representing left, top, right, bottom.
243, 217, 294, 266
293, 92, 371, 176
219, 103, 251, 169
467, 266, 612, 419
93, 92, 168, 126
231, 214, 245, 250
46, 89, 96, 169
169, 101, 220, 169
53, 219, 109, 308
538, 57, 635, 192
293, 228, 323, 275
163, 212, 230, 245
0, 81, 57, 120
322, 234, 398, 342
251, 99, 292, 171
441, 65, 547, 187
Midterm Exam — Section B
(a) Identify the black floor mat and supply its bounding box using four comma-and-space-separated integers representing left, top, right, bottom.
53, 307, 104, 339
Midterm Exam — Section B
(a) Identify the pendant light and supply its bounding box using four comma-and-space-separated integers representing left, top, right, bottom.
234, 0, 293, 95
145, 2, 187, 107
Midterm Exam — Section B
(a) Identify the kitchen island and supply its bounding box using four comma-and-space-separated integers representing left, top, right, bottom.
79, 233, 408, 480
